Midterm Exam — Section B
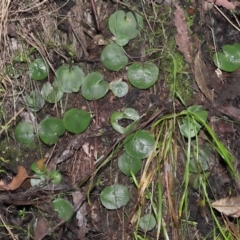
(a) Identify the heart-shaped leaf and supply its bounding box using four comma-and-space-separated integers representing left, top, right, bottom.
118, 152, 142, 176
29, 58, 49, 80
127, 62, 159, 89
110, 78, 129, 97
63, 108, 91, 134
14, 122, 35, 144
41, 82, 63, 103
139, 214, 156, 232
124, 130, 155, 159
100, 184, 130, 210
49, 170, 62, 184
81, 72, 109, 100
179, 105, 208, 138
52, 198, 74, 222
108, 10, 143, 46
101, 43, 128, 71
39, 118, 65, 146
110, 108, 139, 134
55, 65, 84, 93
213, 43, 240, 72
25, 90, 45, 112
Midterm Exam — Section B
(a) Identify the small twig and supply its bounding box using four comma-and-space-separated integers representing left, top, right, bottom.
0, 107, 24, 136
213, 4, 240, 32
90, 0, 101, 32
0, 214, 18, 240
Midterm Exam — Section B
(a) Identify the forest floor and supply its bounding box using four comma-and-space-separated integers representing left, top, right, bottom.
1, 0, 240, 239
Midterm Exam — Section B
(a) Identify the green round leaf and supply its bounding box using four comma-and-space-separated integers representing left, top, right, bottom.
49, 170, 62, 184
118, 152, 142, 176
41, 82, 64, 103
81, 72, 109, 100
52, 198, 74, 222
63, 108, 91, 134
179, 106, 208, 138
101, 43, 128, 71
187, 105, 208, 123
110, 78, 129, 97
31, 162, 46, 175
127, 62, 159, 89
189, 144, 213, 173
14, 122, 34, 144
124, 130, 155, 159
139, 214, 156, 232
25, 90, 45, 112
179, 118, 199, 138
39, 118, 65, 146
115, 36, 129, 47
110, 108, 139, 134
29, 58, 49, 80
55, 65, 84, 93
213, 43, 240, 72
108, 10, 143, 46
30, 174, 46, 187
100, 184, 130, 210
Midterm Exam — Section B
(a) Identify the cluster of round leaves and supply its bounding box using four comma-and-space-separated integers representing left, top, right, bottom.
30, 159, 62, 187
100, 125, 156, 231
26, 57, 158, 112
101, 108, 156, 225
101, 43, 159, 89
26, 59, 110, 112
100, 129, 155, 208
30, 159, 74, 222
16, 10, 160, 231
15, 108, 91, 146
101, 10, 159, 90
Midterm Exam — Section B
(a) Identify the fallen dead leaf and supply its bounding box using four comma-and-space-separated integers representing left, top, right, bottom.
173, 3, 193, 64
212, 196, 240, 218
225, 217, 240, 238
207, 0, 235, 10
218, 106, 240, 122
34, 217, 48, 240
194, 49, 212, 102
7, 166, 29, 190
72, 191, 88, 239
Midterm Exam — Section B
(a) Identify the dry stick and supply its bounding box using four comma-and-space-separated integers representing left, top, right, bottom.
14, 0, 51, 13
0, 214, 18, 240
90, 0, 101, 32
213, 4, 240, 32
0, 107, 24, 136
93, 100, 99, 160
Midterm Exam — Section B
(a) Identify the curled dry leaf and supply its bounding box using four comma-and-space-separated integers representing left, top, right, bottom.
7, 166, 29, 190
212, 196, 240, 218
36, 158, 47, 171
